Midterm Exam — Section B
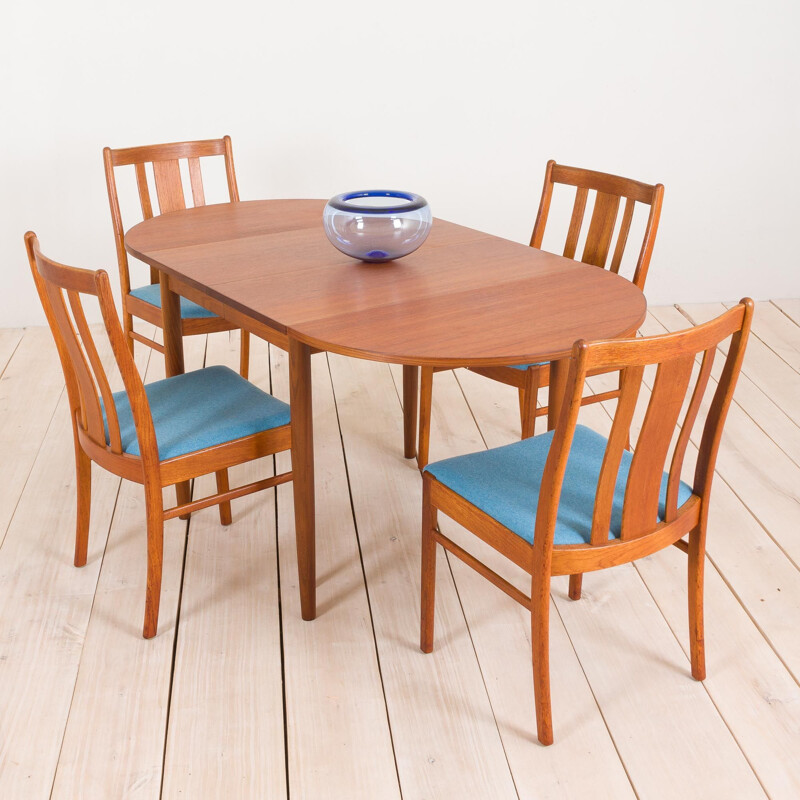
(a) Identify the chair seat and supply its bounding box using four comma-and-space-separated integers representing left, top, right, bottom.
507, 361, 548, 370
103, 365, 290, 460
424, 424, 693, 546
129, 283, 217, 320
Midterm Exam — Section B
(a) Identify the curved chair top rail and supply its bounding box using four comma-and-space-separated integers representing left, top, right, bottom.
531, 159, 665, 290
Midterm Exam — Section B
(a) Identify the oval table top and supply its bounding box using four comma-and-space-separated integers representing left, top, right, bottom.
125, 199, 647, 367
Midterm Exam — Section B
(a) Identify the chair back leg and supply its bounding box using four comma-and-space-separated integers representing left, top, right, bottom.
417, 366, 434, 469
531, 571, 554, 745
688, 522, 707, 680
420, 479, 438, 652
520, 366, 540, 439
73, 434, 92, 568
143, 477, 165, 639
239, 330, 250, 379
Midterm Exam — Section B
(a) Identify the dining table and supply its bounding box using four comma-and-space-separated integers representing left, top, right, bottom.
124, 198, 647, 621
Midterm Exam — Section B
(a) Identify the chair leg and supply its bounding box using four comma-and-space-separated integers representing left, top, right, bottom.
520, 367, 540, 439
74, 437, 91, 568
688, 523, 707, 680
176, 480, 192, 520
215, 469, 232, 525
124, 312, 135, 357
531, 572, 554, 745
420, 479, 438, 653
403, 365, 419, 460
143, 480, 165, 639
568, 573, 583, 600
239, 329, 250, 379
417, 366, 434, 470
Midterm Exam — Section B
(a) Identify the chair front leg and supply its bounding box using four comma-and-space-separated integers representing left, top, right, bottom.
521, 366, 540, 439
143, 477, 165, 639
123, 310, 135, 357
420, 477, 438, 653
568, 573, 583, 600
215, 469, 232, 525
403, 365, 419, 459
531, 570, 554, 745
688, 522, 707, 680
73, 433, 92, 568
417, 367, 434, 470
239, 330, 250, 379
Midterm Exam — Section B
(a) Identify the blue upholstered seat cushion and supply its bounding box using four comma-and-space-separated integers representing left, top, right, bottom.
424, 424, 693, 546
103, 365, 290, 460
129, 283, 217, 319
508, 361, 548, 370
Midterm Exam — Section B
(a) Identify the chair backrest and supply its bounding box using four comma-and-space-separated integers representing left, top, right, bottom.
103, 136, 239, 292
534, 300, 753, 552
530, 160, 664, 289
25, 232, 157, 464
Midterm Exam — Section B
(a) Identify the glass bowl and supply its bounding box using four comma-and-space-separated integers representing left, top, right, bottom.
323, 190, 432, 262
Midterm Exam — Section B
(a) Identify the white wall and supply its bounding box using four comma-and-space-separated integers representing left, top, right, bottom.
3, 0, 799, 327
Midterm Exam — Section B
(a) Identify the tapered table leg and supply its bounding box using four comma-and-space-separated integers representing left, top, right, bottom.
160, 276, 190, 511
403, 365, 419, 459
289, 336, 316, 620
547, 357, 569, 432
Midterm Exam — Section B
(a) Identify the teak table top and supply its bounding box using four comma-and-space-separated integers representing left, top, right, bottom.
125, 199, 647, 366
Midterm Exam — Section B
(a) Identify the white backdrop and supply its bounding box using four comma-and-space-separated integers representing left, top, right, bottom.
3, 0, 799, 327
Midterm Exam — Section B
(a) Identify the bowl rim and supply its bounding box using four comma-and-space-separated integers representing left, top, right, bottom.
326, 190, 428, 215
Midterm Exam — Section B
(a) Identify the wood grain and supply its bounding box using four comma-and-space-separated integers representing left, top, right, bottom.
124, 199, 646, 367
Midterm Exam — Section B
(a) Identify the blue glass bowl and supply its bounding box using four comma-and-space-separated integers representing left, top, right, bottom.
323, 190, 432, 262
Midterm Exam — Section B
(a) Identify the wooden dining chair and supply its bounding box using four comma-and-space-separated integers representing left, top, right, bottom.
420, 300, 753, 745
103, 136, 250, 377
416, 160, 665, 468
26, 232, 292, 639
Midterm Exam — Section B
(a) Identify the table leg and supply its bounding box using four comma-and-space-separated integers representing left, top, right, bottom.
160, 275, 184, 377
160, 276, 190, 513
547, 357, 569, 432
289, 337, 316, 620
403, 365, 419, 459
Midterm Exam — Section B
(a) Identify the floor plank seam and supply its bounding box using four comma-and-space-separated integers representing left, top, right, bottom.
267, 343, 291, 800
702, 550, 800, 688
0, 385, 66, 554
326, 355, 405, 800
592, 372, 800, 677
47, 475, 125, 800
158, 516, 192, 800
769, 299, 800, 329
631, 561, 771, 799
159, 333, 207, 800
550, 593, 642, 800
440, 543, 522, 800
0, 329, 24, 379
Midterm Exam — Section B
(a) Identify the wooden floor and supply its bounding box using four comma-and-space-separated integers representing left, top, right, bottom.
2, 301, 800, 799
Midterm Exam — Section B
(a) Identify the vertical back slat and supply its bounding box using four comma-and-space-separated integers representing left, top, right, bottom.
609, 197, 635, 274
152, 159, 186, 214
187, 157, 206, 206
134, 163, 154, 220
67, 291, 123, 454
590, 365, 644, 544
563, 187, 588, 259
44, 282, 104, 442
665, 347, 715, 520
620, 354, 695, 539
581, 191, 621, 267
